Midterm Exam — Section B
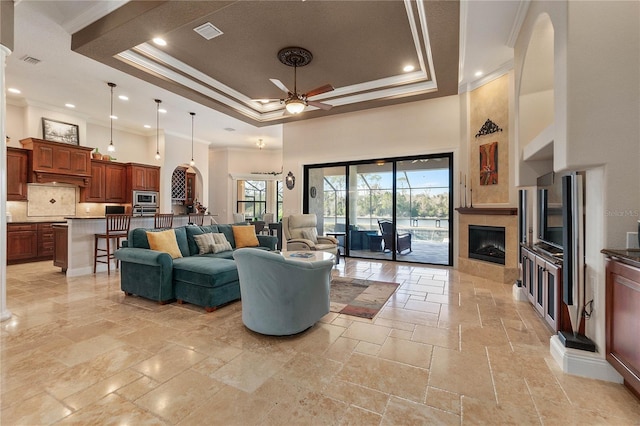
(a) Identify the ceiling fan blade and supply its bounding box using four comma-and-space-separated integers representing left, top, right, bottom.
305, 84, 334, 98
270, 78, 291, 95
307, 100, 333, 111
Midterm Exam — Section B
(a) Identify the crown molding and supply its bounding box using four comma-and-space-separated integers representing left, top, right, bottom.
507, 0, 531, 48
458, 59, 513, 93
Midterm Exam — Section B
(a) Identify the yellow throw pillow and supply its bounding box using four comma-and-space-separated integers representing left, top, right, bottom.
232, 225, 259, 248
146, 229, 183, 259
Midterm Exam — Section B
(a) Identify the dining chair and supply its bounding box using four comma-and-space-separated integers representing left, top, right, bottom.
154, 213, 174, 229
189, 213, 205, 226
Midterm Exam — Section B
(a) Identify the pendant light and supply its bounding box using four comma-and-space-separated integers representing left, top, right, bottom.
154, 99, 161, 160
256, 138, 265, 149
107, 82, 116, 152
189, 112, 195, 166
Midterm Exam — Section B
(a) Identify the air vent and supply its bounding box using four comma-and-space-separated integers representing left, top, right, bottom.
193, 22, 223, 40
20, 55, 41, 65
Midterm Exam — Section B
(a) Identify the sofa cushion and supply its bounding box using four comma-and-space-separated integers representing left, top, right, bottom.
214, 224, 236, 248
233, 225, 259, 248
193, 233, 215, 255
212, 233, 233, 253
172, 257, 238, 288
128, 227, 190, 257
146, 229, 183, 259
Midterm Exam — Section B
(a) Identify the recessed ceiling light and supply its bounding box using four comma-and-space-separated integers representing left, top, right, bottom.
65, 103, 75, 108
8, 88, 21, 94
118, 95, 129, 101
153, 37, 167, 46
474, 71, 483, 77
158, 108, 167, 114
144, 124, 151, 129
110, 115, 118, 120
403, 65, 415, 72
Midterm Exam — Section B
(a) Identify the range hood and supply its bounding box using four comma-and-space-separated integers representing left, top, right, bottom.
20, 138, 93, 187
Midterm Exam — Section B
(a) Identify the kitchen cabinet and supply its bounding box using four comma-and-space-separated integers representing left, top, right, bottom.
127, 163, 160, 192
81, 160, 126, 203
7, 147, 29, 201
7, 222, 64, 264
7, 224, 38, 262
520, 246, 572, 332
605, 257, 640, 398
186, 172, 196, 206
53, 224, 68, 273
37, 223, 55, 257
20, 138, 92, 186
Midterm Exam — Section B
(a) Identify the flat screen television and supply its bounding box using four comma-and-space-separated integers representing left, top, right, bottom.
537, 172, 564, 249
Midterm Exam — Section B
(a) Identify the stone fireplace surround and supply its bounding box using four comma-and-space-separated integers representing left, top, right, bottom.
457, 207, 518, 284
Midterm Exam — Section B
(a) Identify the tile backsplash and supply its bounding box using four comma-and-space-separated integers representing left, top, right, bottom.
27, 184, 77, 217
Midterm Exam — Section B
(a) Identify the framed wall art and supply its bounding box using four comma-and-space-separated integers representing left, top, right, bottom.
479, 141, 498, 185
42, 118, 79, 145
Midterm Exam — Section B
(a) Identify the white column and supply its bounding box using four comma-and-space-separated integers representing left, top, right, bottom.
1, 44, 12, 321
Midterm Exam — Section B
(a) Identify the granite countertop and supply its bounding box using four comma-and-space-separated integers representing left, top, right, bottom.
601, 248, 640, 268
8, 220, 67, 224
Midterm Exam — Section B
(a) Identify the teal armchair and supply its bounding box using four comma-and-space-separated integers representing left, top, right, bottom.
233, 248, 334, 335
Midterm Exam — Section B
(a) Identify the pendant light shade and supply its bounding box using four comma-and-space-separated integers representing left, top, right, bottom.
107, 82, 116, 152
155, 99, 161, 160
189, 112, 195, 166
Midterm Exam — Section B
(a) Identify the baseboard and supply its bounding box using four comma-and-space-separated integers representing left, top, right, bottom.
550, 335, 623, 383
512, 283, 528, 301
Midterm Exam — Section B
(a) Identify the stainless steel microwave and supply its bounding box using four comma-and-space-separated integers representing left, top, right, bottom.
133, 191, 158, 206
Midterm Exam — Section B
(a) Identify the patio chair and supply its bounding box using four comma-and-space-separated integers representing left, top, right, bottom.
378, 219, 412, 254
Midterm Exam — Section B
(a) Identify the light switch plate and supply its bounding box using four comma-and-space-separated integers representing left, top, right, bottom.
626, 232, 638, 249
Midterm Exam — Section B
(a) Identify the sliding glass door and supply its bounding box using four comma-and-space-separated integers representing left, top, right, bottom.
304, 153, 452, 265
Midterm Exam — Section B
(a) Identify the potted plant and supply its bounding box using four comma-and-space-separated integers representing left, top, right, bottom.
91, 147, 102, 160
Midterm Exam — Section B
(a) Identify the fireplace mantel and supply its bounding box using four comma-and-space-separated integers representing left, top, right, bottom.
455, 207, 517, 216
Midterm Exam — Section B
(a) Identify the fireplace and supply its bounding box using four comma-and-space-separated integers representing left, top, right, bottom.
468, 225, 506, 265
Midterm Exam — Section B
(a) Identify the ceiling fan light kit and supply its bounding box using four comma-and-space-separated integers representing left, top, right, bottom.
257, 47, 335, 115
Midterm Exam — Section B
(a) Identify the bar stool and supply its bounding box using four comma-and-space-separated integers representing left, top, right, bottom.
154, 213, 174, 229
189, 213, 204, 226
94, 214, 131, 274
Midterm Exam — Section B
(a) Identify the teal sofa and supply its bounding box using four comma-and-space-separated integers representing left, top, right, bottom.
115, 224, 277, 311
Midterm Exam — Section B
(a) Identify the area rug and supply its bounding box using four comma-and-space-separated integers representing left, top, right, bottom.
330, 277, 400, 319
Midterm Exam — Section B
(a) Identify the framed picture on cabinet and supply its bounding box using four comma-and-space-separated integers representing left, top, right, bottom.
42, 117, 79, 145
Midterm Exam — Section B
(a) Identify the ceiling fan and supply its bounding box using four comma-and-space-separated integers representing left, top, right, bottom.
254, 47, 334, 114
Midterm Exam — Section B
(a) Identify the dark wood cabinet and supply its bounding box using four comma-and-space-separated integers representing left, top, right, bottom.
186, 172, 196, 206
105, 163, 127, 202
7, 224, 38, 262
605, 258, 640, 398
82, 162, 106, 202
20, 138, 92, 186
7, 222, 64, 264
521, 246, 571, 333
128, 163, 160, 192
7, 147, 29, 201
37, 223, 55, 257
53, 224, 68, 272
81, 161, 126, 203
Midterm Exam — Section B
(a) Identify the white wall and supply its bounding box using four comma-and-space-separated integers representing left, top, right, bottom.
86, 122, 149, 163
282, 95, 462, 216
515, 0, 640, 370
209, 147, 283, 224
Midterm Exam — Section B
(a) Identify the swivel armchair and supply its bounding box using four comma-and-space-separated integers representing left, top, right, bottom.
282, 214, 339, 261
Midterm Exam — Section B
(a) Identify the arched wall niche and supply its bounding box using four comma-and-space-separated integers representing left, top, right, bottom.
519, 13, 555, 153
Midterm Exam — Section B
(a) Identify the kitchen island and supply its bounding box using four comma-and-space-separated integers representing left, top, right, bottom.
63, 215, 214, 276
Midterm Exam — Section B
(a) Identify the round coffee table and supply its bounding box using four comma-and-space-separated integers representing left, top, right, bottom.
281, 251, 336, 263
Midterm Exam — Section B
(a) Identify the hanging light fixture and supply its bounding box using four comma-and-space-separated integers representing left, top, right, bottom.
155, 99, 162, 160
107, 82, 116, 152
189, 112, 195, 166
256, 138, 265, 149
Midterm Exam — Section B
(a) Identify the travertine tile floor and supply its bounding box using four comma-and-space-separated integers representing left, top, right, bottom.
2, 259, 639, 425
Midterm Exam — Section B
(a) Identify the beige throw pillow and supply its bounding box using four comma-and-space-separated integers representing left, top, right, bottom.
193, 233, 215, 254
211, 233, 233, 253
